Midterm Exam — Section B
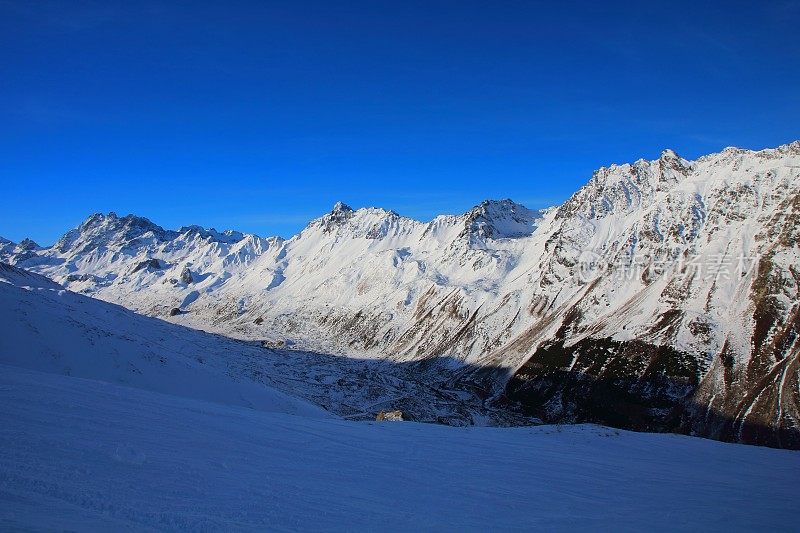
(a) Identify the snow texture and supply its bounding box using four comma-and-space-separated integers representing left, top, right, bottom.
1, 364, 797, 532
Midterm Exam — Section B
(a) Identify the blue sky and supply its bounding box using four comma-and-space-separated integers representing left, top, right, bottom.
1, 0, 798, 245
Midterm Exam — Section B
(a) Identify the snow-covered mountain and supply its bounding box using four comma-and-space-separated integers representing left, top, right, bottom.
4, 141, 799, 448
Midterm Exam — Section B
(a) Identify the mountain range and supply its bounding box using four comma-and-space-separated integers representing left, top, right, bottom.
3, 141, 799, 448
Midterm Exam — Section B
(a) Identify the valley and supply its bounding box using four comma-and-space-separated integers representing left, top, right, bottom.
4, 142, 799, 447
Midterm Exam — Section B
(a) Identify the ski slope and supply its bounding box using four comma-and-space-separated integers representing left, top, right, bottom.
1, 364, 798, 531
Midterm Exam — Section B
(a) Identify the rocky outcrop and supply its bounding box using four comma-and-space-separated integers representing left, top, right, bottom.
460, 199, 543, 240
65, 273, 97, 283
132, 258, 164, 273
376, 410, 404, 421
180, 265, 194, 284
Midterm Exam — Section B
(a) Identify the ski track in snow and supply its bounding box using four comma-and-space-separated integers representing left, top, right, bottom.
1, 365, 798, 532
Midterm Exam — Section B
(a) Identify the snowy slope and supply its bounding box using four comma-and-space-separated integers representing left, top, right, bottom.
5, 262, 793, 530
0, 263, 523, 425
0, 263, 327, 418
1, 364, 798, 531
4, 141, 800, 446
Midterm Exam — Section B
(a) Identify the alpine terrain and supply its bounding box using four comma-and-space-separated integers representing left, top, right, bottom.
3, 141, 800, 448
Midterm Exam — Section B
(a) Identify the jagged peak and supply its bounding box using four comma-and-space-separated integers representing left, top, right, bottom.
594, 146, 695, 178
298, 202, 421, 241
80, 212, 112, 228
660, 148, 680, 160
52, 212, 172, 255
462, 199, 541, 240
17, 238, 41, 251
467, 198, 528, 215
720, 146, 743, 154
79, 211, 162, 233
326, 202, 402, 220
310, 201, 356, 233
559, 148, 697, 220
177, 224, 205, 234
695, 140, 800, 163
177, 225, 246, 244
59, 211, 280, 255
331, 201, 353, 214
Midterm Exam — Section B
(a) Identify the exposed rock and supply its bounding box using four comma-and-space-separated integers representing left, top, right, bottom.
180, 266, 194, 284
168, 307, 181, 317
318, 202, 354, 233
261, 339, 286, 349
505, 338, 698, 434
17, 238, 41, 251
65, 273, 97, 283
178, 225, 245, 244
376, 410, 404, 422
461, 199, 543, 240
132, 258, 163, 273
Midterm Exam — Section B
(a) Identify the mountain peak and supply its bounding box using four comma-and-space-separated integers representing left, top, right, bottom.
331, 201, 353, 214
80, 212, 113, 228
55, 212, 172, 254
18, 238, 41, 251
0, 236, 15, 257
462, 199, 541, 240
310, 201, 356, 233
660, 148, 680, 159
177, 225, 245, 244
79, 211, 159, 231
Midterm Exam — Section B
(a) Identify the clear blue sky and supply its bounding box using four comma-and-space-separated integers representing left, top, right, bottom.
1, 1, 798, 245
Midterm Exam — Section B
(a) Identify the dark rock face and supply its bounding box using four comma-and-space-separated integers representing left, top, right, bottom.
177, 225, 244, 244
65, 273, 97, 283
18, 238, 40, 251
180, 266, 194, 284
169, 308, 181, 317
318, 202, 354, 233
132, 258, 163, 273
505, 338, 698, 431
460, 199, 541, 240
505, 337, 800, 449
9, 251, 39, 264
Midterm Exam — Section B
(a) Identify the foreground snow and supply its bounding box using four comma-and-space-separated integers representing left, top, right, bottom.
1, 365, 797, 531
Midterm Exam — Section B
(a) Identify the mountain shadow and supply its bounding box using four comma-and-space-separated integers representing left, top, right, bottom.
494, 337, 799, 450
263, 345, 799, 450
